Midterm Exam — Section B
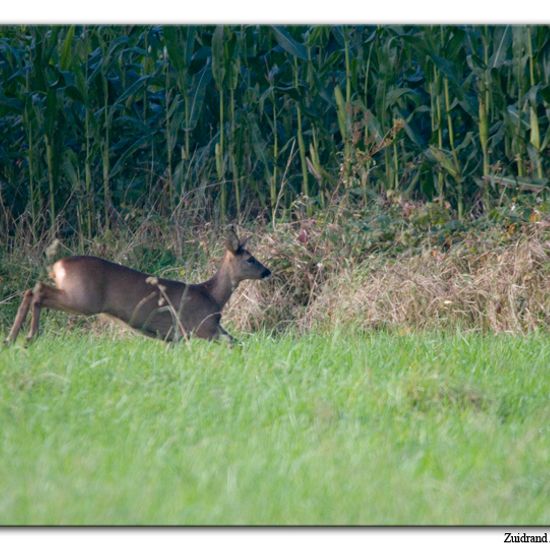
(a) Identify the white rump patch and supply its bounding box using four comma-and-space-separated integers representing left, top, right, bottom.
52, 262, 67, 288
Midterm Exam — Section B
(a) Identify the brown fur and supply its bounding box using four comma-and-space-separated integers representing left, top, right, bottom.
5, 229, 271, 344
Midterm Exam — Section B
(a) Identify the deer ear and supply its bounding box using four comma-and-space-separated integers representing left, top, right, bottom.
239, 235, 251, 249
225, 227, 240, 253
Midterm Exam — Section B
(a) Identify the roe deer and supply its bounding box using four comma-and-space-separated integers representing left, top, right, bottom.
5, 228, 271, 344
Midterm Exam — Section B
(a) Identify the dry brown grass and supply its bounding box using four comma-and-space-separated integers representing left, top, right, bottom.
224, 218, 341, 332
3, 202, 549, 336
225, 218, 550, 335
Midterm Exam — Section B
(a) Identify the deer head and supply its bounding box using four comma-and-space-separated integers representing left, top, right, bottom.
223, 227, 271, 283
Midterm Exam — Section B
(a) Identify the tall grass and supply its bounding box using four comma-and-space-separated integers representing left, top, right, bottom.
0, 25, 548, 239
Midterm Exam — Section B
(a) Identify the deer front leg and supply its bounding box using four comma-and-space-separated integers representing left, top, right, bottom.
5, 289, 34, 345
216, 325, 238, 345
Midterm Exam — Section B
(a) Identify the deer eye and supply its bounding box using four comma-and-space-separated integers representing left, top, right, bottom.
246, 257, 255, 264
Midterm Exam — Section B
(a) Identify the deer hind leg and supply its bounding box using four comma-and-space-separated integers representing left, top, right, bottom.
27, 282, 74, 342
5, 289, 34, 344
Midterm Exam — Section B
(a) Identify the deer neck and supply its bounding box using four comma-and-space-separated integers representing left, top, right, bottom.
205, 254, 239, 309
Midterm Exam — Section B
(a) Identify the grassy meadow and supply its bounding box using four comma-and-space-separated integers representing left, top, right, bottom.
1, 330, 549, 525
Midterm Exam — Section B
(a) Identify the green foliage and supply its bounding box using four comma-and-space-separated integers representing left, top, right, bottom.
0, 25, 549, 238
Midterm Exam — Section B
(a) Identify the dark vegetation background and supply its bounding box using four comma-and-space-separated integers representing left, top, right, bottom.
0, 25, 549, 333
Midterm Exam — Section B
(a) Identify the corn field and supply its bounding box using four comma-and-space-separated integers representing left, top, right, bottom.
0, 25, 549, 239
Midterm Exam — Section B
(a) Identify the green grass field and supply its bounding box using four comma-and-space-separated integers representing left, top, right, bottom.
0, 331, 549, 525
